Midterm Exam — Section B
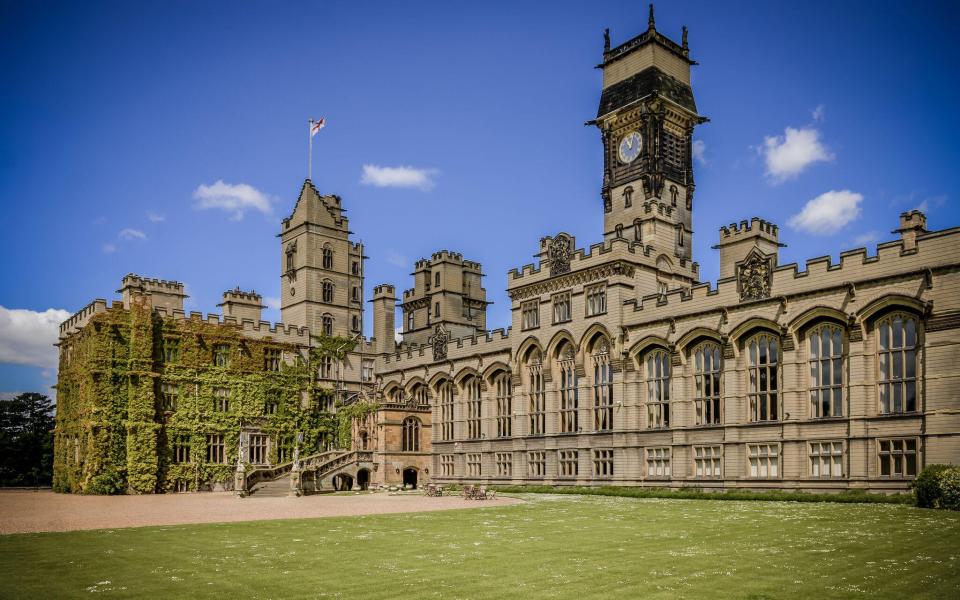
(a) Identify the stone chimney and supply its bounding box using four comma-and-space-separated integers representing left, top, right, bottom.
218, 288, 265, 322
894, 210, 927, 251
714, 218, 784, 279
371, 284, 397, 354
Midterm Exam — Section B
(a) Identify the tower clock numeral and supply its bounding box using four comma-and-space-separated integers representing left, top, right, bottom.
618, 131, 642, 164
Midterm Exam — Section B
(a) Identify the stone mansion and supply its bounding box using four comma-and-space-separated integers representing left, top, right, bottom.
54, 9, 960, 494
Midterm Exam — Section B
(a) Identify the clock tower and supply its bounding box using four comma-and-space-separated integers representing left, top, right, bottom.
593, 5, 707, 262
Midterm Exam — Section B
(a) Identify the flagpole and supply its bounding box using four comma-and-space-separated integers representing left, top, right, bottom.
308, 119, 313, 181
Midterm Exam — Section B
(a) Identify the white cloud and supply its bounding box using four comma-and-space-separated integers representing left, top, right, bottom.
788, 190, 863, 235
264, 296, 281, 310
395, 327, 404, 344
691, 140, 707, 166
360, 165, 438, 191
101, 243, 116, 254
0, 306, 72, 371
91, 216, 106, 226
192, 180, 274, 220
811, 104, 826, 123
119, 228, 146, 241
386, 249, 408, 269
915, 194, 947, 214
147, 211, 166, 223
762, 127, 834, 183
852, 231, 879, 247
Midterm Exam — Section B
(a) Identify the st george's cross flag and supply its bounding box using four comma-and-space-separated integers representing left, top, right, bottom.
310, 118, 326, 137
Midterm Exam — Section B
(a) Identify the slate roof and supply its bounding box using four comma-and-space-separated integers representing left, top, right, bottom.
596, 67, 698, 118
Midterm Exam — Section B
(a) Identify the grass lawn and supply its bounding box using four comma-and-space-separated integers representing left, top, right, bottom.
1, 494, 958, 599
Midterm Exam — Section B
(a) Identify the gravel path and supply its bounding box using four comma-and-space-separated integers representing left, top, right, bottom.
0, 490, 522, 534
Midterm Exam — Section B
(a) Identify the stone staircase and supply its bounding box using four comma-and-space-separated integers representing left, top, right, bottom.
249, 473, 292, 497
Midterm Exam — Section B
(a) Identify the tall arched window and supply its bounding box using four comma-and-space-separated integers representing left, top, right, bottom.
321, 314, 333, 336
411, 383, 429, 406
558, 344, 578, 433
322, 280, 334, 303
623, 186, 633, 208
322, 244, 333, 269
358, 430, 368, 451
878, 313, 918, 414
592, 339, 613, 431
402, 417, 420, 452
633, 219, 642, 243
494, 372, 512, 438
646, 349, 670, 428
464, 376, 482, 439
438, 381, 454, 441
748, 333, 780, 421
694, 342, 721, 425
527, 350, 545, 436
809, 323, 844, 417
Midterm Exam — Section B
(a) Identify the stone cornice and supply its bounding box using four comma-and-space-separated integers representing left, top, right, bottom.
508, 261, 636, 302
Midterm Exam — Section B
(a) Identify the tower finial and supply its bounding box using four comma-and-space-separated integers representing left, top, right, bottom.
681, 25, 689, 55
603, 28, 610, 53
648, 4, 656, 31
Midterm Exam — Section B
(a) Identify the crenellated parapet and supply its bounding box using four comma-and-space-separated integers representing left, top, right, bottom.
59, 299, 109, 338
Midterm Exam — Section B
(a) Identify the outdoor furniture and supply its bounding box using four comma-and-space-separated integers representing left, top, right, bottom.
475, 486, 487, 500
462, 484, 474, 499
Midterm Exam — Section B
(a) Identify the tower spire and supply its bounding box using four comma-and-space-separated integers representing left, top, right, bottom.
603, 28, 610, 54
681, 25, 689, 56
648, 4, 656, 31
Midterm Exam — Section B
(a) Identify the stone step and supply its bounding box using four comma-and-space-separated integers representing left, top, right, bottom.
251, 475, 291, 497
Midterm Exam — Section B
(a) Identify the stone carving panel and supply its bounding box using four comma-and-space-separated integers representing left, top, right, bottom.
738, 251, 772, 302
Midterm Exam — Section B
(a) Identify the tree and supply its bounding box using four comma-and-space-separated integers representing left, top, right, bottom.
0, 393, 55, 487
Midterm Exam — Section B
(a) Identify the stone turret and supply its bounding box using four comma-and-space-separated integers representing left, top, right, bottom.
218, 288, 265, 322
400, 250, 488, 346
895, 210, 927, 251
117, 274, 187, 312
371, 284, 397, 354
715, 218, 783, 279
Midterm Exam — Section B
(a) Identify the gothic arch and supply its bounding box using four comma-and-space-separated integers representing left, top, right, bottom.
516, 336, 544, 365
728, 316, 784, 347
545, 329, 578, 361
628, 334, 672, 363
675, 326, 723, 355
453, 366, 482, 386
856, 294, 927, 326
403, 376, 428, 394
381, 381, 403, 403
428, 371, 453, 391
788, 306, 851, 338
579, 323, 613, 353
482, 360, 512, 383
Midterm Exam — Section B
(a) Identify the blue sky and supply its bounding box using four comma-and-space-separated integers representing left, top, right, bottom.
1, 0, 958, 395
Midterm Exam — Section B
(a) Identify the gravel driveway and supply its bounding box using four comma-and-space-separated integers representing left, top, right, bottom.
0, 490, 522, 534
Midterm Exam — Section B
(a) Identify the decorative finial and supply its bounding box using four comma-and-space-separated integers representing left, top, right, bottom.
681, 25, 689, 55
603, 28, 610, 53
648, 4, 656, 30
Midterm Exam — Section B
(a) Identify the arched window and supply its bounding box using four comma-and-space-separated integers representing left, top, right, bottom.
748, 333, 780, 421
592, 339, 613, 431
694, 342, 721, 425
438, 381, 454, 441
558, 344, 578, 433
486, 372, 509, 438
878, 313, 918, 414
809, 323, 844, 417
322, 244, 333, 269
646, 349, 670, 428
352, 286, 360, 302
410, 383, 429, 406
463, 376, 482, 440
402, 417, 420, 452
670, 185, 678, 207
358, 430, 368, 451
633, 219, 642, 243
322, 280, 334, 303
321, 314, 333, 336
527, 350, 545, 436
623, 186, 633, 208
351, 315, 359, 332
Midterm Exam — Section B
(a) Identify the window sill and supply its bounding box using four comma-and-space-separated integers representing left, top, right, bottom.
585, 311, 608, 318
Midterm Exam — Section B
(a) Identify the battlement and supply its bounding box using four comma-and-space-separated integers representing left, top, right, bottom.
718, 217, 779, 242
153, 306, 313, 344
220, 287, 263, 304
118, 273, 186, 296
383, 326, 512, 367
59, 298, 109, 338
372, 284, 396, 297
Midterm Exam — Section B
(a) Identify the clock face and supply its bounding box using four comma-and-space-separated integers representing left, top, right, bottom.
618, 131, 642, 164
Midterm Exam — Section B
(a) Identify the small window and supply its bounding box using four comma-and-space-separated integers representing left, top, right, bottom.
249, 434, 269, 465
361, 359, 374, 382
163, 338, 180, 363
286, 249, 295, 272
646, 447, 671, 478
160, 383, 180, 412
552, 292, 571, 324
585, 284, 607, 317
351, 315, 360, 332
521, 301, 540, 330
809, 441, 843, 478
319, 356, 334, 379
322, 315, 333, 336
172, 434, 191, 464
264, 399, 279, 415
213, 388, 230, 412
351, 286, 360, 302
435, 272, 441, 287
322, 244, 333, 269
322, 280, 334, 303
527, 451, 546, 478
205, 434, 225, 463
496, 453, 513, 477
264, 348, 281, 372
351, 261, 360, 275
559, 450, 578, 478
434, 302, 440, 318
593, 449, 614, 477
623, 187, 633, 208
213, 344, 231, 367
440, 454, 455, 477
693, 445, 721, 478
406, 311, 414, 331
466, 453, 482, 477
402, 417, 421, 452
878, 438, 918, 477
748, 443, 779, 478
670, 185, 678, 207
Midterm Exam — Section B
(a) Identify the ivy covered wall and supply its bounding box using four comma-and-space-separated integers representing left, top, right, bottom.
53, 298, 348, 494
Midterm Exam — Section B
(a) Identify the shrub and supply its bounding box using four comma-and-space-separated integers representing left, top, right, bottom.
913, 464, 960, 510
86, 468, 125, 495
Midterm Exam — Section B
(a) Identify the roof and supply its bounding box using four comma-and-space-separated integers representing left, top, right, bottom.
596, 67, 698, 118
